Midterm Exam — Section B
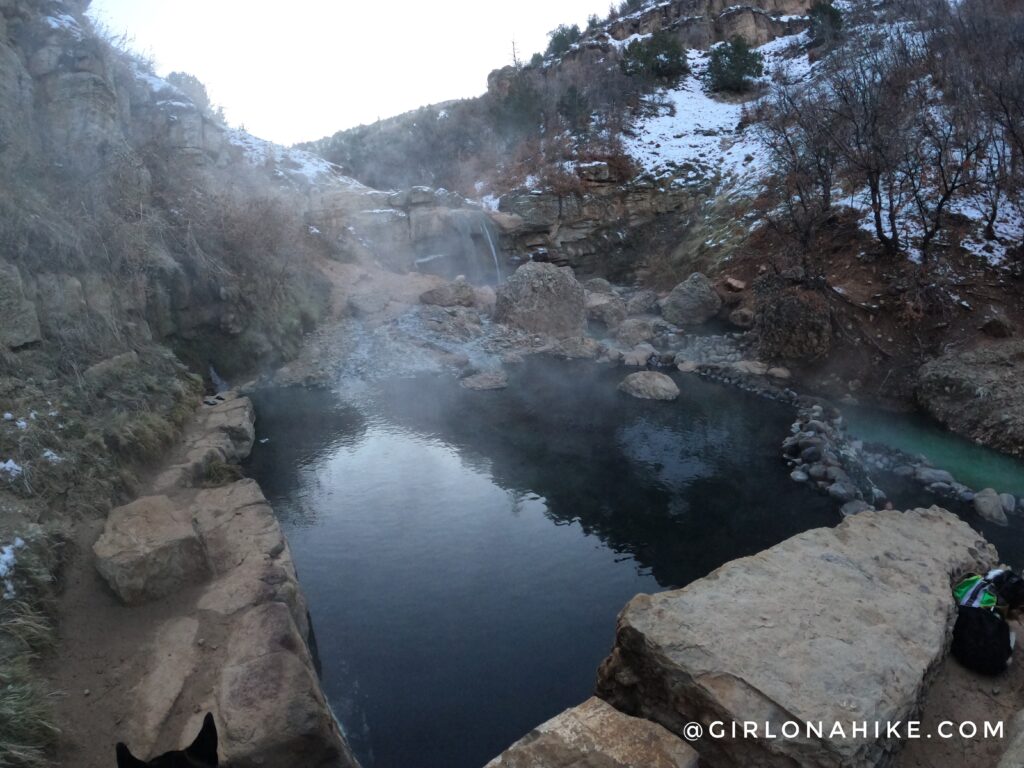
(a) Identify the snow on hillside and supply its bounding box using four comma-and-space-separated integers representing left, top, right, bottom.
624, 32, 812, 196
223, 128, 366, 190
626, 21, 1023, 265
127, 63, 367, 192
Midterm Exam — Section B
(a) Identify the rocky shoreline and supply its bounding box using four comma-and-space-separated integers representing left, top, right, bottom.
65, 392, 358, 767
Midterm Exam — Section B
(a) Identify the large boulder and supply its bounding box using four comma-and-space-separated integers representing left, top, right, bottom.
917, 341, 1024, 456
625, 289, 659, 316
660, 273, 721, 327
419, 278, 476, 307
93, 495, 210, 604
586, 291, 628, 330
494, 262, 586, 338
484, 697, 698, 768
616, 318, 655, 348
597, 508, 995, 768
619, 372, 680, 401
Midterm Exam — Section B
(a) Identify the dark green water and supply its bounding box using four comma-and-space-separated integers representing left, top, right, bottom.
246, 359, 841, 768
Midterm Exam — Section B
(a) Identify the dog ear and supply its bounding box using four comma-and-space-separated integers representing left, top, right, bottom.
116, 742, 148, 768
184, 713, 218, 765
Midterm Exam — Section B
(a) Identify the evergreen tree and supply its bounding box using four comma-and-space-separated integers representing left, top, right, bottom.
705, 36, 763, 92
809, 2, 843, 47
620, 30, 688, 82
546, 24, 582, 57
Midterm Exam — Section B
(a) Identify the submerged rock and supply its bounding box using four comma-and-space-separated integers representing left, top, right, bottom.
93, 495, 210, 604
494, 262, 586, 338
460, 370, 509, 390
622, 343, 657, 367
619, 372, 680, 401
660, 273, 721, 327
975, 488, 1009, 526
550, 336, 603, 360
597, 507, 995, 768
484, 697, 697, 768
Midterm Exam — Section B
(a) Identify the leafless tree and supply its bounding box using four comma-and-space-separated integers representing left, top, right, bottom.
817, 34, 917, 254
757, 81, 839, 255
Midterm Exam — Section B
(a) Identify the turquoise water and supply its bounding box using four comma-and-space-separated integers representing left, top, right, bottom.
844, 406, 1024, 497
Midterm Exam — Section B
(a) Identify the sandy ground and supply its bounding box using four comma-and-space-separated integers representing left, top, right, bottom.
895, 617, 1024, 768
41, 520, 212, 767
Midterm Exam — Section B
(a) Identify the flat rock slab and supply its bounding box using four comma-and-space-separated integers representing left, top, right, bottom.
93, 495, 209, 604
153, 393, 255, 492
192, 479, 290, 574
218, 602, 357, 768
597, 508, 996, 768
484, 697, 698, 768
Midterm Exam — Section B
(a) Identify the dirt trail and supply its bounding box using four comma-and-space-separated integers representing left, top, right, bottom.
39, 257, 435, 765
895, 616, 1024, 768
41, 399, 231, 764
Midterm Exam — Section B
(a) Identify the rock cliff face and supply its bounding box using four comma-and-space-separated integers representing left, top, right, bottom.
495, 174, 708, 276
916, 341, 1024, 457
0, 0, 342, 374
597, 507, 996, 768
602, 0, 810, 47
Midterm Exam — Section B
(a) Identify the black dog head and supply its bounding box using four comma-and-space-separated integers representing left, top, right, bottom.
991, 570, 1024, 611
116, 712, 218, 768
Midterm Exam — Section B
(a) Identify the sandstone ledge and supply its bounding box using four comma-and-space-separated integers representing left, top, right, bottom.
484, 697, 698, 768
92, 391, 356, 767
597, 507, 996, 768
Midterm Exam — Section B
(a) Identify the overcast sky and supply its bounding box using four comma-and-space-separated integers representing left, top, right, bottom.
87, 0, 607, 146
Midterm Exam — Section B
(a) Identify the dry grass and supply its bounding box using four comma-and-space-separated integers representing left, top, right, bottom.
0, 533, 62, 768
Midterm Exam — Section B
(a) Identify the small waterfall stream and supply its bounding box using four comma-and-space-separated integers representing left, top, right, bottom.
209, 365, 230, 393
412, 209, 505, 286
479, 216, 502, 284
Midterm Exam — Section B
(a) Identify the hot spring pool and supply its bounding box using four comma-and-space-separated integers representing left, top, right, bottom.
246, 359, 844, 767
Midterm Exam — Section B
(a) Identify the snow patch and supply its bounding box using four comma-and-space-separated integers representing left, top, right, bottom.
44, 13, 83, 40
41, 449, 63, 464
0, 537, 26, 600
0, 459, 23, 480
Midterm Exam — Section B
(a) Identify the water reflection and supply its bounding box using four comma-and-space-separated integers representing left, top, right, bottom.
247, 359, 838, 768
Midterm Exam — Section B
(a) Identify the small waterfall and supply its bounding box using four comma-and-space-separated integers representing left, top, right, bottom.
412, 209, 505, 286
479, 217, 503, 284
209, 365, 230, 393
